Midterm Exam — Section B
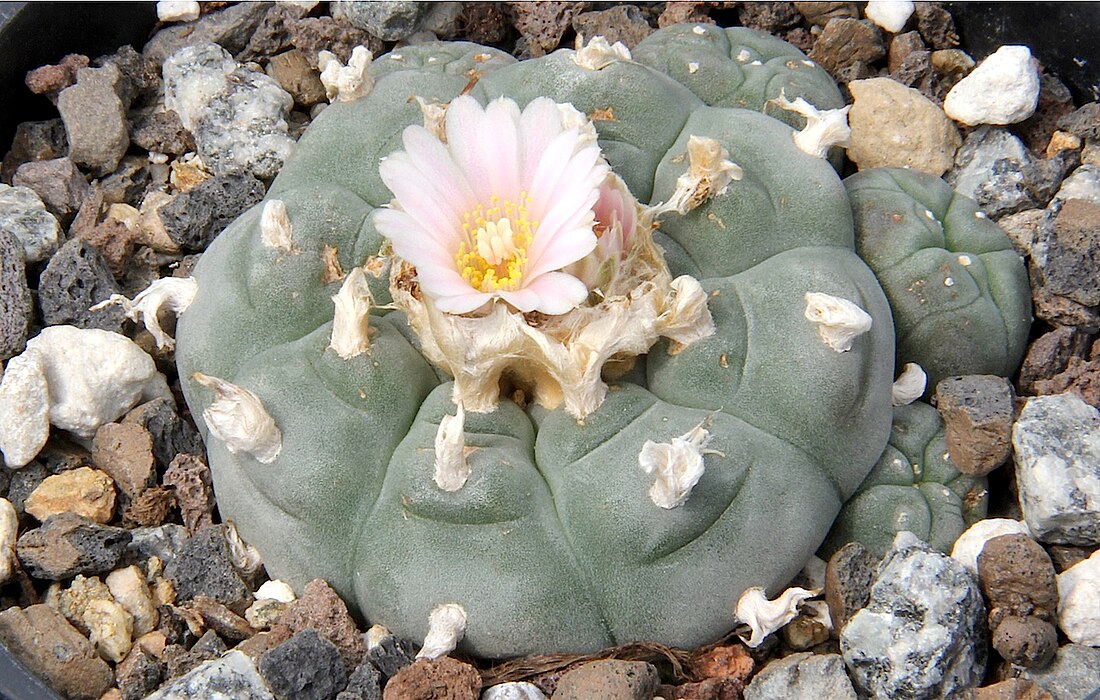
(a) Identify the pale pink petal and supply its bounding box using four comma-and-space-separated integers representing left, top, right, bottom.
527, 130, 585, 219
481, 98, 522, 198
379, 155, 463, 245
415, 262, 480, 299
500, 272, 589, 314
401, 126, 477, 216
525, 225, 598, 280
445, 96, 495, 203
518, 98, 564, 189
526, 186, 601, 269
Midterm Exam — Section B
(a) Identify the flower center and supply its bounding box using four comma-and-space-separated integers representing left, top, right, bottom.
456, 193, 538, 292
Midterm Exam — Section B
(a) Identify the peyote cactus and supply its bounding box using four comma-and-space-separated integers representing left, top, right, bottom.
175, 28, 1028, 657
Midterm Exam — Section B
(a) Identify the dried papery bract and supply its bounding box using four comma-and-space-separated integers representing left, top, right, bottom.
260, 199, 297, 252
192, 372, 282, 464
417, 603, 468, 659
572, 34, 632, 70
329, 267, 373, 359
319, 45, 373, 102
91, 277, 198, 350
735, 585, 820, 648
804, 292, 873, 352
771, 91, 852, 159
433, 405, 470, 492
652, 135, 743, 217
891, 362, 927, 405
638, 422, 715, 509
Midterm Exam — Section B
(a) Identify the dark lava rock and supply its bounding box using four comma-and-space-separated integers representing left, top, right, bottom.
1056, 101, 1100, 141
12, 157, 90, 220
287, 15, 383, 65
1030, 198, 1100, 331
16, 512, 131, 579
0, 229, 31, 361
130, 109, 196, 156
809, 18, 886, 78
363, 629, 416, 682
0, 604, 113, 700
825, 541, 878, 631
738, 2, 801, 32
1, 119, 68, 184
914, 1, 958, 49
6, 461, 47, 517
339, 660, 382, 700
1017, 325, 1092, 395
37, 238, 125, 331
143, 1, 274, 66
117, 643, 166, 700
164, 628, 228, 679
260, 629, 349, 700
160, 172, 265, 251
165, 524, 251, 609
934, 375, 1016, 476
123, 397, 204, 470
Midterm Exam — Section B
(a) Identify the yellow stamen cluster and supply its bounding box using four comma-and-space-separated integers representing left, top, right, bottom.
456, 193, 538, 292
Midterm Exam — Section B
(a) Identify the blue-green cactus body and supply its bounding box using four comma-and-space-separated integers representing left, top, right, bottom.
845, 168, 1032, 390
822, 401, 989, 558
176, 35, 900, 657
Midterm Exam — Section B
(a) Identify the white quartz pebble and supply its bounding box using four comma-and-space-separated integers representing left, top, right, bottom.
865, 1, 914, 33
951, 518, 1032, 574
1057, 550, 1100, 646
156, 1, 200, 22
944, 46, 1040, 126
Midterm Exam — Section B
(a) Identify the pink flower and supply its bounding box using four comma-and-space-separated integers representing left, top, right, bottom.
375, 96, 612, 315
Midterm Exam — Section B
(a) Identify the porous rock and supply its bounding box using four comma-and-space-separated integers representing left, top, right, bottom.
163, 43, 294, 179
1017, 325, 1091, 395
124, 486, 176, 527
1030, 198, 1100, 331
57, 63, 130, 175
977, 534, 1059, 623
12, 157, 89, 220
973, 679, 1053, 700
934, 375, 1015, 476
1018, 645, 1100, 700
16, 512, 130, 579
0, 229, 31, 361
163, 453, 215, 532
37, 238, 125, 331
24, 466, 117, 523
743, 652, 856, 700
825, 541, 878, 631
25, 53, 89, 102
0, 118, 68, 183
1012, 393, 1100, 545
159, 172, 266, 251
363, 626, 415, 681
92, 422, 157, 498
338, 659, 383, 700
511, 2, 587, 58
382, 657, 482, 700
841, 532, 986, 699
736, 2, 801, 32
165, 524, 251, 609
0, 604, 114, 700
0, 183, 60, 263
690, 643, 754, 684
130, 110, 195, 156
808, 18, 885, 78
123, 397, 204, 470
287, 15, 381, 65
259, 628, 348, 700
550, 659, 660, 700
117, 643, 166, 700
277, 578, 365, 670
847, 77, 961, 177
991, 615, 1058, 669
572, 5, 653, 49
147, 649, 275, 700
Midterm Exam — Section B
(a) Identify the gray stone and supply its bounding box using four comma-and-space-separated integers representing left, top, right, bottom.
1012, 393, 1100, 545
99, 45, 160, 106
332, 1, 426, 41
947, 127, 1065, 218
841, 532, 987, 699
130, 109, 196, 156
148, 650, 275, 700
127, 523, 191, 565
143, 1, 274, 66
6, 461, 47, 516
0, 604, 114, 700
934, 375, 1016, 476
825, 541, 878, 632
1019, 644, 1100, 700
165, 524, 251, 608
238, 3, 310, 61
1056, 101, 1100, 141
808, 18, 885, 77
0, 229, 31, 361
0, 183, 60, 263
163, 43, 294, 180
287, 15, 381, 65
336, 659, 381, 700
123, 397, 204, 470
159, 172, 265, 251
259, 629, 348, 700
1030, 198, 1100, 331
572, 5, 654, 49
57, 64, 130, 175
551, 660, 660, 700
117, 643, 166, 700
743, 652, 857, 700
1051, 164, 1100, 208
16, 512, 131, 579
37, 238, 126, 331
1018, 326, 1093, 394
363, 630, 414, 681
12, 157, 89, 220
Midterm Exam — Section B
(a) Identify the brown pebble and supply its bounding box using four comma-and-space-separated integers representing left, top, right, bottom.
25, 54, 89, 102
115, 643, 165, 700
189, 595, 256, 641
978, 534, 1059, 625
24, 466, 116, 524
92, 422, 156, 498
690, 643, 754, 683
664, 676, 743, 699
123, 486, 176, 527
163, 453, 214, 533
511, 2, 587, 57
781, 613, 831, 650
276, 578, 365, 670
383, 657, 482, 700
265, 49, 326, 107
1046, 544, 1098, 573
0, 604, 113, 700
826, 541, 878, 631
234, 624, 294, 661
992, 615, 1058, 669
809, 18, 886, 77
934, 375, 1016, 476
973, 678, 1053, 700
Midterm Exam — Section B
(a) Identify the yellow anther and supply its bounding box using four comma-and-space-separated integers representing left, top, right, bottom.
455, 193, 536, 293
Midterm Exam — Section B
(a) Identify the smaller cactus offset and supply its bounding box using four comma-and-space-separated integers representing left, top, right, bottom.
174, 28, 1030, 657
